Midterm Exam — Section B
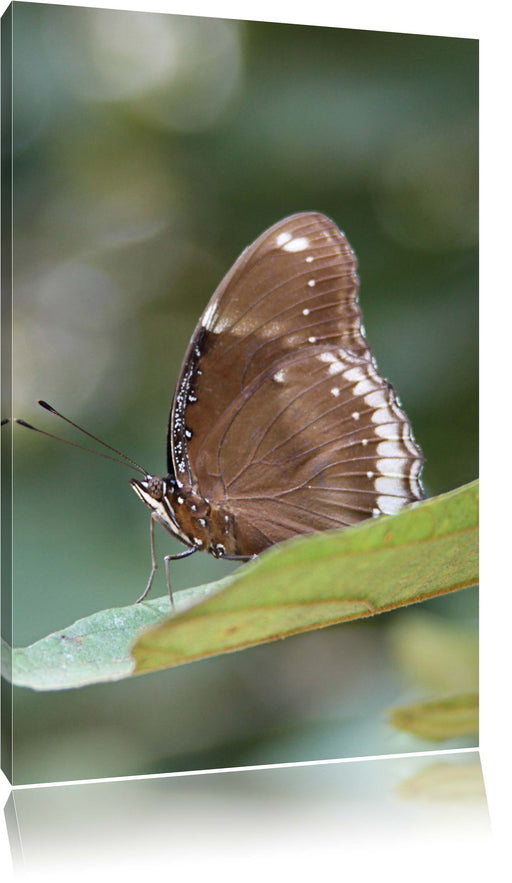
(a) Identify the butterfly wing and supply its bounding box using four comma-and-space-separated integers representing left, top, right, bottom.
170, 213, 365, 479
169, 212, 423, 554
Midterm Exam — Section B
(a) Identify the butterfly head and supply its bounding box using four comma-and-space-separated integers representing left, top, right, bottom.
130, 475, 166, 504
130, 474, 185, 539
130, 474, 210, 549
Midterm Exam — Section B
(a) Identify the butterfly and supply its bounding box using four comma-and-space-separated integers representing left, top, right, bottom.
15, 212, 424, 602
127, 212, 424, 600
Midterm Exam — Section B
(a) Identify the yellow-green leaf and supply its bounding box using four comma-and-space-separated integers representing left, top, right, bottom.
133, 480, 478, 675
7, 480, 478, 691
389, 693, 479, 741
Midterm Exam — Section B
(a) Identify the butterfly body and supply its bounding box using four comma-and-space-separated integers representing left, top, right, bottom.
130, 476, 240, 558
132, 212, 424, 572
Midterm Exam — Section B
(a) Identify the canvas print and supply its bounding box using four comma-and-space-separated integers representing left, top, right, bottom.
1, 2, 478, 786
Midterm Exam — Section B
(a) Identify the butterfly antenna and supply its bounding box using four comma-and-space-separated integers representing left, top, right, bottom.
15, 402, 147, 476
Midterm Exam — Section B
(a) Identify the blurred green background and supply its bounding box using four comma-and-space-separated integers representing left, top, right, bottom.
6, 2, 477, 784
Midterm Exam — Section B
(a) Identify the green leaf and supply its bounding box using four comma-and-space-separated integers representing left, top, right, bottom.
7, 480, 478, 691
133, 480, 478, 675
389, 693, 479, 741
6, 583, 228, 690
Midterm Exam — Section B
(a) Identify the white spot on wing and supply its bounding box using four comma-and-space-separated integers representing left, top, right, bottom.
318, 351, 349, 375
283, 237, 309, 252
408, 460, 424, 497
376, 458, 407, 477
344, 367, 365, 383
401, 425, 421, 458
410, 459, 423, 480
354, 378, 376, 396
375, 476, 405, 496
375, 424, 402, 440
352, 411, 360, 420
377, 495, 405, 515
306, 255, 314, 263
372, 407, 397, 425
273, 369, 285, 383
308, 336, 317, 343
302, 308, 310, 316
365, 390, 389, 409
377, 440, 404, 457
331, 387, 340, 397
201, 300, 217, 330
308, 279, 316, 287
276, 231, 292, 246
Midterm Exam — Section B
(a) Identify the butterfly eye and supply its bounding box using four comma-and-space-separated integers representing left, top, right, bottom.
145, 477, 165, 501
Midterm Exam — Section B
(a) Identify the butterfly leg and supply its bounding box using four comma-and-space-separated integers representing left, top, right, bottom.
135, 513, 159, 604
164, 546, 198, 607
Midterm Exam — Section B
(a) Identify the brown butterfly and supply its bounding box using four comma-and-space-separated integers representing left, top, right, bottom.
17, 213, 424, 602
130, 212, 424, 598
